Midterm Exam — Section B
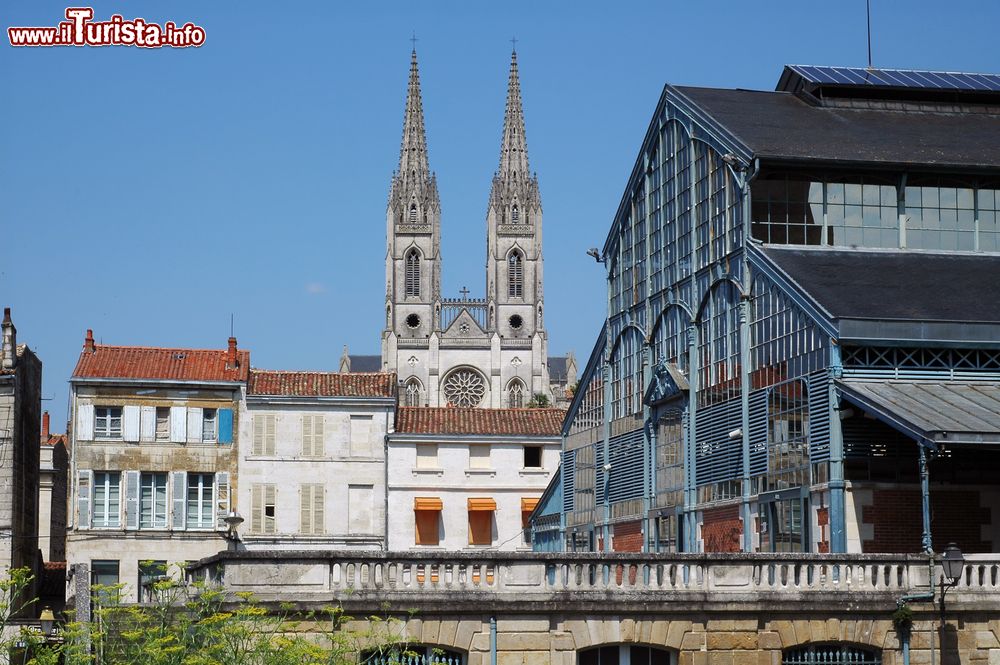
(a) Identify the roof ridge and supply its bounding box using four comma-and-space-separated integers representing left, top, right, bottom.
87, 344, 245, 353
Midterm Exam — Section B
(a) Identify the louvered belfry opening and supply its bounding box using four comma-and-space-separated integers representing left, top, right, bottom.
508, 250, 523, 297
405, 249, 420, 297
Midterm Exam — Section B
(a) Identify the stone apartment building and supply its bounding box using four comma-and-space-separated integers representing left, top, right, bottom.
39, 411, 68, 563
237, 369, 396, 549
387, 407, 561, 551
66, 331, 246, 602
0, 308, 41, 581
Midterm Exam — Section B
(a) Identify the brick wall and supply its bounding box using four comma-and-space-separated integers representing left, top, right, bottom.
862, 488, 991, 553
703, 505, 742, 552
612, 520, 643, 552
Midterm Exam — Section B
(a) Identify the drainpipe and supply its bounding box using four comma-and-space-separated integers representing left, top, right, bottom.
490, 616, 497, 665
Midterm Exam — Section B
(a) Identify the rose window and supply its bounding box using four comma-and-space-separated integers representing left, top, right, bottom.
443, 369, 486, 407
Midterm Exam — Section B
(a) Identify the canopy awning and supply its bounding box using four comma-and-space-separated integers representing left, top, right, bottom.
837, 379, 1000, 447
467, 497, 497, 512
414, 497, 443, 511
521, 497, 540, 512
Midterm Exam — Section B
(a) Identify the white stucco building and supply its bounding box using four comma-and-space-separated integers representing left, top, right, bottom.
387, 407, 562, 551
238, 370, 396, 549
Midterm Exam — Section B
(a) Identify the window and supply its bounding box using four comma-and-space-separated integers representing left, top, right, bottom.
362, 646, 464, 665
782, 645, 880, 665
409, 203, 417, 223
469, 445, 491, 469
91, 560, 120, 588
468, 498, 496, 546
508, 250, 523, 297
522, 497, 539, 545
414, 497, 441, 546
350, 415, 372, 456
523, 445, 542, 468
251, 483, 276, 534
404, 378, 422, 407
95, 406, 122, 439
155, 407, 170, 441
300, 484, 324, 535
201, 409, 217, 442
512, 204, 519, 222
405, 248, 420, 297
186, 473, 214, 529
415, 443, 438, 469
139, 472, 168, 529
442, 368, 487, 407
578, 645, 674, 665
92, 472, 121, 528
302, 414, 325, 457
252, 414, 276, 456
137, 560, 167, 603
507, 379, 525, 408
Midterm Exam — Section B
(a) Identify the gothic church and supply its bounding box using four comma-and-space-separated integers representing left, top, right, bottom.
376, 49, 569, 408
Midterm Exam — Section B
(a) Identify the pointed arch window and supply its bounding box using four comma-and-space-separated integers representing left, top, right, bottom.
409, 204, 417, 223
507, 379, 526, 408
508, 250, 523, 298
512, 204, 520, 222
404, 378, 422, 407
405, 249, 421, 297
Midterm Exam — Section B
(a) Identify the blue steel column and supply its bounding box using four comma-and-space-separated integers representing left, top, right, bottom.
602, 361, 612, 552
828, 344, 847, 552
685, 325, 698, 552
739, 298, 752, 551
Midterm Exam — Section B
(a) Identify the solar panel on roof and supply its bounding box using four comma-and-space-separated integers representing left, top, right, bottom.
786, 64, 1000, 92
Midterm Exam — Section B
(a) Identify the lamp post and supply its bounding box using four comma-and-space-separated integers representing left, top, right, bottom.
938, 542, 965, 616
38, 607, 54, 636
223, 510, 244, 551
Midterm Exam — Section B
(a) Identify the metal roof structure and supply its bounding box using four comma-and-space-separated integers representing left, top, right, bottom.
779, 64, 1000, 93
837, 380, 1000, 446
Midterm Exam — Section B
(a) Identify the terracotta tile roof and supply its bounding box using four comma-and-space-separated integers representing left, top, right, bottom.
73, 345, 250, 382
249, 370, 397, 398
43, 561, 66, 571
41, 434, 68, 447
396, 407, 565, 436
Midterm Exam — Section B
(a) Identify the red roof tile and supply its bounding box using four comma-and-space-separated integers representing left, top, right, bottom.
249, 370, 397, 398
396, 407, 565, 436
43, 561, 66, 570
41, 434, 68, 447
72, 345, 249, 382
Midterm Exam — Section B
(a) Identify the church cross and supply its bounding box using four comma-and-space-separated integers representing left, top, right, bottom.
510, 36, 517, 52
459, 286, 470, 301
410, 32, 418, 50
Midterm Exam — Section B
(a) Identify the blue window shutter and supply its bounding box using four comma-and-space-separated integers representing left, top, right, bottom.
218, 408, 234, 444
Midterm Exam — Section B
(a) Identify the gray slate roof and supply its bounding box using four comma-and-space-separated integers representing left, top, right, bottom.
348, 355, 382, 372
763, 247, 1000, 323
672, 86, 1000, 170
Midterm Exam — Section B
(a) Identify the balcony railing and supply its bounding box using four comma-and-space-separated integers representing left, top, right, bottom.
189, 551, 1000, 613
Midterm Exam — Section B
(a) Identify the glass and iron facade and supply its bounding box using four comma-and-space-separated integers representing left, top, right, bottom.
535, 66, 1000, 554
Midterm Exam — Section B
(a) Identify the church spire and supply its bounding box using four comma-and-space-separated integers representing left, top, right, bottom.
498, 49, 530, 179
398, 48, 430, 181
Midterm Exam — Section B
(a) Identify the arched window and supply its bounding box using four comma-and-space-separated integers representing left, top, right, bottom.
508, 250, 523, 298
404, 378, 422, 407
507, 379, 526, 408
442, 368, 487, 408
409, 203, 417, 223
579, 644, 674, 665
782, 644, 880, 665
512, 204, 520, 222
405, 249, 420, 297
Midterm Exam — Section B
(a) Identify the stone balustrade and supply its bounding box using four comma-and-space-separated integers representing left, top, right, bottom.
188, 550, 1000, 614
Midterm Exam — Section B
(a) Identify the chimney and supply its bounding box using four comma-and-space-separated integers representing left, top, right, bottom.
84, 329, 95, 354
42, 411, 50, 440
1, 308, 16, 370
227, 337, 238, 369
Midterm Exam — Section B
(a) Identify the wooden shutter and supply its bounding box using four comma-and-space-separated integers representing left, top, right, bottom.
251, 484, 263, 533
312, 486, 324, 535
123, 405, 140, 443
125, 471, 140, 530
215, 472, 230, 529
264, 485, 276, 534
139, 406, 156, 442
170, 407, 187, 443
77, 404, 94, 441
265, 415, 276, 455
299, 485, 313, 535
253, 415, 264, 456
312, 416, 324, 456
77, 470, 92, 529
217, 408, 233, 444
172, 472, 187, 530
187, 407, 203, 443
302, 415, 313, 457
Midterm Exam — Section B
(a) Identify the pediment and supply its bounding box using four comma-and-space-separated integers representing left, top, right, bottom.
442, 309, 486, 339
643, 360, 689, 406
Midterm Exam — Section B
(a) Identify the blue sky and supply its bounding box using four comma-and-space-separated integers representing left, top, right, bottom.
3, 1, 998, 425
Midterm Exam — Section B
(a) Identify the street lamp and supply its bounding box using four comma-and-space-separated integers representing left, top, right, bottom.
223, 510, 244, 541
38, 607, 54, 636
938, 542, 965, 615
